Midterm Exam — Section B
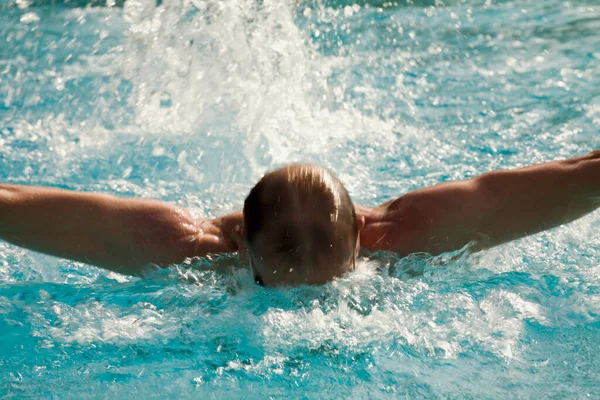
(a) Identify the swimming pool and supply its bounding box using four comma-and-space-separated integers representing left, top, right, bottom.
1, 0, 599, 397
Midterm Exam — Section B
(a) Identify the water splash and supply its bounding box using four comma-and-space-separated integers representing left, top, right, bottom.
0, 0, 599, 397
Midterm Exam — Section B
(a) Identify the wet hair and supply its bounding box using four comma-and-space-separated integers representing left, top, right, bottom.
243, 164, 357, 283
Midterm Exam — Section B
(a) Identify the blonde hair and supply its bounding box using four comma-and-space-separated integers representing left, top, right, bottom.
243, 164, 357, 279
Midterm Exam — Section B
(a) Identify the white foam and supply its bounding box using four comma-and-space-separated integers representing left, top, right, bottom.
49, 301, 169, 344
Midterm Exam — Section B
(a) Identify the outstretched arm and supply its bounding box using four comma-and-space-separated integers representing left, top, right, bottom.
358, 150, 600, 256
0, 185, 242, 275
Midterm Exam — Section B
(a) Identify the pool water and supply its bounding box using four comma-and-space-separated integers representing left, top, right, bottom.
1, 0, 599, 397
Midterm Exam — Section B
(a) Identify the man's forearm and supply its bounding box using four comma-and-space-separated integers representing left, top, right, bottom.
0, 185, 237, 274
472, 150, 600, 248
359, 150, 600, 255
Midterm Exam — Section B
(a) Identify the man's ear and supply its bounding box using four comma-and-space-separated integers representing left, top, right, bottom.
218, 211, 248, 257
355, 215, 365, 256
230, 222, 249, 262
357, 214, 366, 232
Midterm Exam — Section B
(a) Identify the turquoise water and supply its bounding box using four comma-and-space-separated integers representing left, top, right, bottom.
1, 0, 599, 397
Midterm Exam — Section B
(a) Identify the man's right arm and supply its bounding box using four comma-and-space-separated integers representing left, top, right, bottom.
0, 185, 241, 275
358, 150, 600, 256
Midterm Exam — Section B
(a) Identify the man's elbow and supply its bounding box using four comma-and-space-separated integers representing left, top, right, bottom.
0, 186, 18, 203
584, 149, 600, 160
122, 203, 201, 266
0, 187, 19, 222
563, 152, 600, 199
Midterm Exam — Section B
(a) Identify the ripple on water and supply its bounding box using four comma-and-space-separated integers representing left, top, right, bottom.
0, 0, 599, 397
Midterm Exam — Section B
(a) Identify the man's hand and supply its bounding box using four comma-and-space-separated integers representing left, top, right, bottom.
357, 150, 600, 256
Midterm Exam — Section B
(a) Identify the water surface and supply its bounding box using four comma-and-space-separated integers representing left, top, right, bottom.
0, 0, 599, 397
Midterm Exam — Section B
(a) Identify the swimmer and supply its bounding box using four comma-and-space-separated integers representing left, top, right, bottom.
0, 149, 598, 285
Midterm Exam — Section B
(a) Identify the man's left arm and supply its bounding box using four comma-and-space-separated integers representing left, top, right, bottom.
357, 150, 600, 256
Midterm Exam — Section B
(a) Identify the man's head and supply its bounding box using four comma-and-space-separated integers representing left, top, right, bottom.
242, 164, 363, 286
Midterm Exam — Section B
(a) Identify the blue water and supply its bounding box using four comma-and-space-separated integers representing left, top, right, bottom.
1, 0, 599, 397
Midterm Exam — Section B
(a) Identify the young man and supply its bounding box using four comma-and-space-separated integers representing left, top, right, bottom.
0, 150, 598, 285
